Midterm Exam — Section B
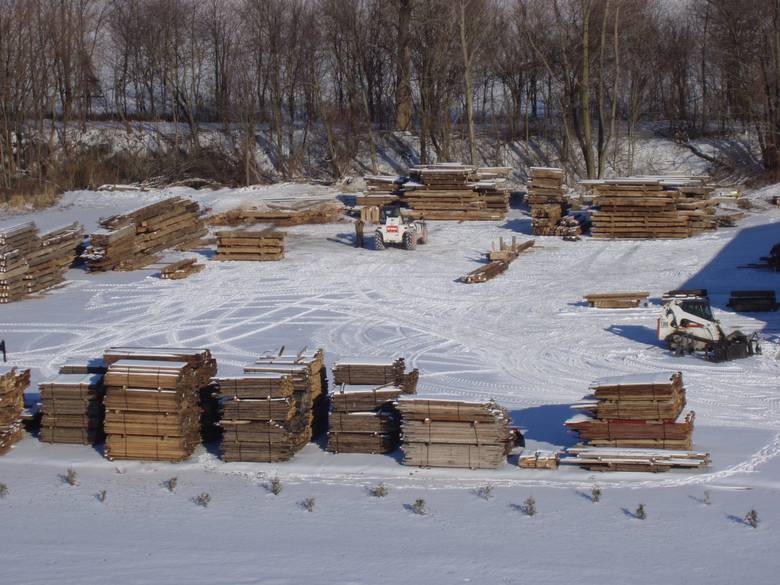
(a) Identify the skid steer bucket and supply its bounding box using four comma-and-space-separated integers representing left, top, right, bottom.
708, 332, 761, 362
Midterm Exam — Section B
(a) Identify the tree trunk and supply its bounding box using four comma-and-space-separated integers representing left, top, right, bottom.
394, 0, 413, 131
459, 1, 478, 165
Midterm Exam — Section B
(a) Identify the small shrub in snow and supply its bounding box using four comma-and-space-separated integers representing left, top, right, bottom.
591, 486, 602, 503
522, 496, 537, 516
64, 468, 77, 486
195, 493, 211, 507
164, 477, 178, 493
269, 476, 282, 495
370, 482, 388, 498
745, 509, 759, 529
0, 483, 8, 498
703, 490, 711, 505
97, 490, 107, 503
635, 504, 646, 520
475, 485, 494, 500
302, 497, 316, 512
412, 498, 426, 515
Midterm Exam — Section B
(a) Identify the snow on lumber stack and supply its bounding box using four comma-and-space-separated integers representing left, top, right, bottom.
527, 167, 567, 236
84, 197, 207, 271
327, 383, 402, 454
160, 258, 204, 280
583, 291, 650, 308
397, 397, 513, 469
560, 447, 710, 472
0, 366, 30, 455
39, 373, 105, 445
214, 227, 286, 261
332, 356, 418, 391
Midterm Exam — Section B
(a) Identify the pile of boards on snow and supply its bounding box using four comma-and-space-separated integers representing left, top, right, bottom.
101, 347, 218, 461
225, 348, 328, 461
526, 167, 568, 236
564, 371, 706, 471
397, 397, 514, 469
584, 291, 650, 308
83, 197, 207, 271
327, 357, 418, 454
461, 238, 534, 284
727, 290, 778, 312
582, 176, 720, 239
0, 222, 83, 303
0, 366, 30, 455
357, 176, 405, 207
214, 227, 286, 261
208, 201, 344, 227
160, 258, 204, 280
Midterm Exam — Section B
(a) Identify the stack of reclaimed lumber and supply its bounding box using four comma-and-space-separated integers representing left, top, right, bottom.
584, 291, 650, 308
39, 371, 105, 445
357, 176, 405, 206
527, 167, 567, 236
518, 450, 560, 469
214, 227, 286, 261
461, 239, 534, 284
332, 357, 418, 391
565, 371, 695, 450
84, 197, 207, 271
397, 397, 513, 469
208, 201, 344, 227
0, 366, 30, 455
0, 222, 83, 302
727, 290, 778, 312
554, 215, 583, 240
160, 258, 204, 280
561, 447, 710, 472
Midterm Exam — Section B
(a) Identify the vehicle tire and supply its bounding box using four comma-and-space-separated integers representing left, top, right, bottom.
667, 334, 684, 356
403, 231, 417, 250
374, 232, 385, 250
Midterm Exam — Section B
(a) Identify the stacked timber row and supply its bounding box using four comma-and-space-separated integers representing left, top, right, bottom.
214, 227, 286, 261
215, 373, 304, 462
565, 371, 695, 451
527, 167, 567, 236
39, 371, 105, 445
0, 222, 83, 303
83, 197, 207, 271
328, 357, 418, 454
0, 366, 30, 455
207, 201, 344, 227
356, 176, 404, 206
397, 397, 513, 469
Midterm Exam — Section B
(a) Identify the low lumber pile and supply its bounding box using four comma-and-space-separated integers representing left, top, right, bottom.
554, 215, 584, 240
0, 222, 83, 303
398, 397, 513, 469
727, 290, 777, 312
0, 366, 30, 455
332, 357, 418, 390
214, 227, 286, 261
208, 201, 344, 227
527, 167, 567, 236
160, 258, 204, 280
84, 197, 207, 271
561, 447, 710, 472
461, 239, 534, 284
39, 372, 105, 444
584, 291, 650, 308
518, 450, 559, 469
566, 371, 697, 454
356, 176, 404, 207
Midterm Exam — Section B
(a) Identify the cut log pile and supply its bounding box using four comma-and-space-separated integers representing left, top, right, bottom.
0, 366, 30, 455
39, 372, 105, 444
214, 227, 286, 261
565, 372, 703, 471
461, 239, 534, 284
160, 258, 204, 280
0, 222, 83, 303
527, 167, 567, 236
397, 397, 513, 469
83, 197, 207, 271
207, 201, 344, 227
583, 176, 720, 239
584, 291, 650, 308
727, 290, 777, 312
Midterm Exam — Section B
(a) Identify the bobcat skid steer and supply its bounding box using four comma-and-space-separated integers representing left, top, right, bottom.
657, 290, 761, 362
374, 205, 428, 251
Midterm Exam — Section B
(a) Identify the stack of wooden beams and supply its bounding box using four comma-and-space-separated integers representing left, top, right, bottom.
727, 290, 778, 312
39, 372, 105, 444
327, 383, 402, 454
214, 227, 286, 261
0, 366, 30, 455
397, 397, 513, 469
59, 357, 108, 375
527, 167, 567, 236
357, 176, 405, 206
207, 201, 344, 227
554, 216, 583, 240
565, 371, 695, 450
676, 185, 719, 233
160, 258, 204, 280
561, 447, 710, 472
84, 197, 207, 271
332, 357, 418, 391
518, 450, 560, 469
584, 291, 650, 308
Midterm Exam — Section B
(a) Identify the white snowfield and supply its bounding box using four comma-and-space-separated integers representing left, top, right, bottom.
0, 185, 779, 585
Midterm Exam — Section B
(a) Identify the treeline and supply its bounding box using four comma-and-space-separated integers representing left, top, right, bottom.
1, 0, 779, 197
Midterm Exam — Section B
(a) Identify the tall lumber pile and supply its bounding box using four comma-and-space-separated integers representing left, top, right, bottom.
39, 372, 105, 444
0, 222, 83, 302
214, 227, 286, 261
527, 167, 567, 236
397, 397, 513, 469
83, 197, 207, 271
565, 371, 695, 451
0, 366, 30, 455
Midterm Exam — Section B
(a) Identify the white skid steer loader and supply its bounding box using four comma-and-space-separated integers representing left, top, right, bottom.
657, 289, 761, 362
374, 205, 428, 251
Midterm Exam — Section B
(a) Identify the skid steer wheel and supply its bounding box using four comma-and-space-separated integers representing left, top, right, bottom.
374, 232, 385, 250
403, 231, 417, 250
667, 334, 684, 356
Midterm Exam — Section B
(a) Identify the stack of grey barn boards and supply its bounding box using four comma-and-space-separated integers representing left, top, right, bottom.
397, 397, 513, 469
0, 366, 30, 455
101, 347, 218, 461
328, 357, 419, 454
222, 348, 328, 461
39, 358, 108, 445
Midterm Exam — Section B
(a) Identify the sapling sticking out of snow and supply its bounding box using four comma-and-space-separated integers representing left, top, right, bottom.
97, 490, 107, 503
302, 497, 315, 512
269, 476, 282, 495
0, 483, 8, 498
703, 490, 711, 505
635, 504, 646, 520
523, 496, 537, 516
195, 493, 211, 507
164, 477, 178, 493
475, 485, 494, 500
591, 486, 602, 503
64, 468, 77, 486
412, 498, 426, 515
370, 482, 388, 497
745, 509, 759, 529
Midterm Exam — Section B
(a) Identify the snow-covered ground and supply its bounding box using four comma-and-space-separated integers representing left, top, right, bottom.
1, 186, 779, 584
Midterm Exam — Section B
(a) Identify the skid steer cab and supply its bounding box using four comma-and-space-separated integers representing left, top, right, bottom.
374, 205, 428, 251
657, 291, 760, 362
